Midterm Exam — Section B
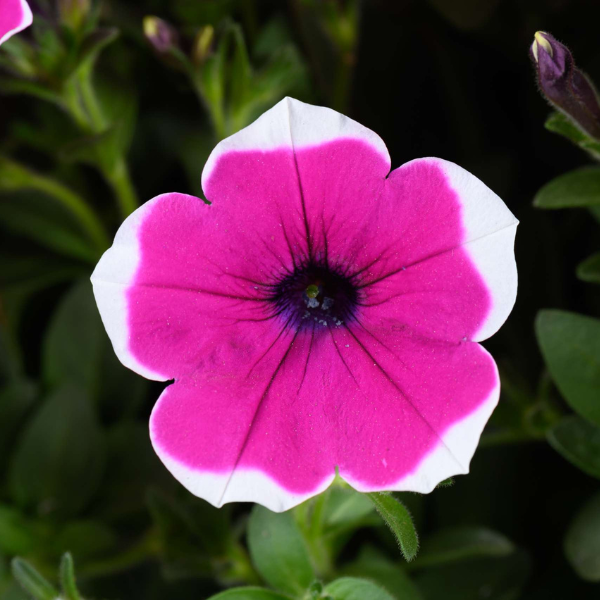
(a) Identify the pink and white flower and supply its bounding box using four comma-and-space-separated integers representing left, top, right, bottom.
0, 0, 32, 46
92, 98, 518, 512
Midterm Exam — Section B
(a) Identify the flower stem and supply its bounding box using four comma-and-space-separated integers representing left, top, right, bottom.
104, 158, 138, 218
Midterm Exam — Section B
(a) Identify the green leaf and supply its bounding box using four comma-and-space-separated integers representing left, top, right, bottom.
577, 252, 600, 284
366, 493, 419, 562
534, 167, 600, 209
414, 551, 530, 600
324, 577, 395, 600
43, 280, 104, 394
565, 492, 600, 581
52, 521, 117, 560
0, 380, 36, 461
544, 111, 589, 144
547, 415, 600, 479
207, 589, 291, 600
11, 559, 57, 600
8, 384, 106, 517
59, 554, 81, 600
324, 487, 375, 528
341, 546, 423, 600
411, 527, 514, 569
536, 310, 600, 427
247, 505, 314, 596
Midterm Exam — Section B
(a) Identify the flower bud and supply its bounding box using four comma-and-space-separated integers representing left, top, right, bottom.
191, 25, 214, 65
530, 31, 600, 140
143, 16, 178, 55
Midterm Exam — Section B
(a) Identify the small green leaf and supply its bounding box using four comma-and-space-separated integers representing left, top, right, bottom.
324, 487, 375, 527
341, 546, 423, 600
544, 111, 589, 144
324, 577, 395, 600
11, 558, 57, 600
534, 167, 600, 209
536, 310, 600, 427
565, 492, 600, 581
247, 505, 314, 595
59, 553, 81, 600
548, 415, 600, 479
366, 493, 419, 562
43, 280, 104, 394
411, 527, 514, 569
9, 384, 105, 517
577, 252, 600, 284
207, 588, 291, 600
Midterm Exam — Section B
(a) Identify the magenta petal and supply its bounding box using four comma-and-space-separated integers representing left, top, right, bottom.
0, 0, 32, 46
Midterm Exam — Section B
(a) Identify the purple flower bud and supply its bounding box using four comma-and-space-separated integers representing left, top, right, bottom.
530, 31, 600, 140
143, 16, 179, 55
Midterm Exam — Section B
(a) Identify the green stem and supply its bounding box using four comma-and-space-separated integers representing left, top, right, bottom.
104, 158, 138, 218
77, 66, 106, 132
0, 157, 109, 253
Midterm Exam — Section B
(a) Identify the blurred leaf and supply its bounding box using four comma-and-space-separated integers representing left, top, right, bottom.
59, 553, 81, 600
534, 167, 600, 209
43, 280, 103, 394
11, 559, 57, 600
341, 546, 423, 600
324, 487, 375, 528
366, 493, 419, 562
76, 28, 119, 71
207, 588, 290, 600
97, 421, 168, 520
9, 384, 106, 517
0, 505, 45, 556
545, 112, 600, 160
247, 505, 314, 596
0, 192, 97, 262
536, 310, 600, 427
411, 527, 514, 569
414, 551, 530, 600
565, 492, 600, 581
0, 253, 85, 290
324, 576, 395, 600
52, 521, 117, 561
0, 380, 36, 461
548, 415, 600, 479
577, 252, 600, 284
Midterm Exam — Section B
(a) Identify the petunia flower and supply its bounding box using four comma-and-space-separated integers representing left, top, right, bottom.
0, 0, 32, 46
92, 98, 518, 512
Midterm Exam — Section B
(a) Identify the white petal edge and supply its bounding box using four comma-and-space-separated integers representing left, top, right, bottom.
342, 345, 500, 494
201, 96, 391, 194
404, 157, 518, 342
150, 398, 336, 512
0, 0, 32, 46
90, 193, 181, 382
150, 346, 499, 509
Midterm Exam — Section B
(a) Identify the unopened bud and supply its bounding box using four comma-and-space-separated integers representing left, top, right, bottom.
530, 31, 600, 140
143, 16, 178, 55
191, 25, 214, 65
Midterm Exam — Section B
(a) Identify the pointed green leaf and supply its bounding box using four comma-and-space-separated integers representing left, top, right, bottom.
534, 167, 600, 209
536, 310, 600, 427
324, 577, 395, 600
59, 554, 81, 600
11, 559, 57, 600
548, 415, 600, 479
247, 505, 314, 595
366, 493, 419, 562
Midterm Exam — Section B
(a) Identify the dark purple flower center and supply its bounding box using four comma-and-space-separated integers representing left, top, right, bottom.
268, 262, 359, 331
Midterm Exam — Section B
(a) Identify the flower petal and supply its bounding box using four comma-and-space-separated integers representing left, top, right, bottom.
0, 0, 32, 46
150, 316, 498, 510
91, 192, 288, 381
353, 158, 518, 343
